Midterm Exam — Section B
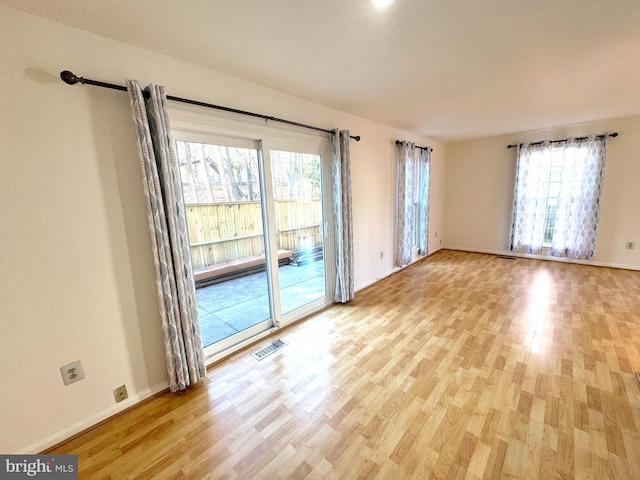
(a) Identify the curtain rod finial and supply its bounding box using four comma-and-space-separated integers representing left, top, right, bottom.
60, 70, 83, 85
352, 135, 361, 142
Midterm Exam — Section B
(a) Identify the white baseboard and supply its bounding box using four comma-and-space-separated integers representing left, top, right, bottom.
356, 270, 395, 292
444, 246, 640, 271
355, 247, 445, 292
23, 382, 169, 454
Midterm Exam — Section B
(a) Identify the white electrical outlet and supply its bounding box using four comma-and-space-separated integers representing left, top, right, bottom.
380, 251, 384, 259
60, 360, 85, 386
626, 241, 636, 250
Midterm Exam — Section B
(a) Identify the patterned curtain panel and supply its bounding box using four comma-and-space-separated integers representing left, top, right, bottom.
331, 129, 355, 303
510, 137, 606, 260
127, 80, 205, 392
417, 147, 431, 256
395, 141, 415, 267
550, 137, 606, 259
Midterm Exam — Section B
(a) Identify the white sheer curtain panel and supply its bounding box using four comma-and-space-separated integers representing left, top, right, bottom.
331, 129, 355, 303
510, 142, 552, 255
395, 141, 415, 267
127, 80, 205, 392
510, 137, 606, 260
417, 147, 431, 256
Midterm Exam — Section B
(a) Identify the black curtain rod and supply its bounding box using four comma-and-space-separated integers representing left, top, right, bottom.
395, 140, 433, 152
60, 71, 361, 142
507, 132, 617, 149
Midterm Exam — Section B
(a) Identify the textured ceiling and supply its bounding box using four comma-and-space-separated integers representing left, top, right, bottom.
5, 0, 640, 142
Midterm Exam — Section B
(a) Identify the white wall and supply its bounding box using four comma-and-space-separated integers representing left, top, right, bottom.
444, 116, 640, 269
0, 6, 445, 453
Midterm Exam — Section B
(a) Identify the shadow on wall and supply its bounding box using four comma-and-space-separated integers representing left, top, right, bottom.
87, 86, 168, 391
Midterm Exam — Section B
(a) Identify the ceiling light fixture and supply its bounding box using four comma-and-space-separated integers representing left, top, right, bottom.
371, 0, 394, 9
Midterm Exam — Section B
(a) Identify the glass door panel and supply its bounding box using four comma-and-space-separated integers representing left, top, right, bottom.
175, 140, 272, 349
270, 150, 327, 315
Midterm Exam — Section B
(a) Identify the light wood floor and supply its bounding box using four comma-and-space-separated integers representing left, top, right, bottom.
51, 250, 640, 479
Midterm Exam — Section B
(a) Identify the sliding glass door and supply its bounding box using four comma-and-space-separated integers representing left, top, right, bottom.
269, 149, 327, 316
173, 129, 333, 358
175, 137, 273, 353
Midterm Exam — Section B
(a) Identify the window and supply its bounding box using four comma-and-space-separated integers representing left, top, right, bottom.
542, 148, 563, 246
412, 154, 420, 248
510, 137, 607, 260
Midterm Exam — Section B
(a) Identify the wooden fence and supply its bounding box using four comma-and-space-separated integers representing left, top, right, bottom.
186, 200, 323, 268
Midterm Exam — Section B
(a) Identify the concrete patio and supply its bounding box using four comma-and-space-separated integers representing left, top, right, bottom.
196, 260, 325, 346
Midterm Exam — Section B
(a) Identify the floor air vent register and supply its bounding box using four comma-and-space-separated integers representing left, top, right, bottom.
252, 339, 288, 360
